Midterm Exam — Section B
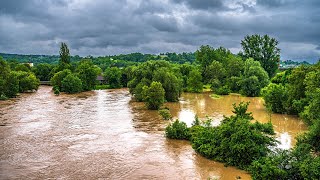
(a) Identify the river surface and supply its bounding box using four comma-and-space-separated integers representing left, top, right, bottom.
0, 86, 307, 179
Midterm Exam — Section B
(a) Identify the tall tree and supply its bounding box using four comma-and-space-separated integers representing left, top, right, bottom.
241, 34, 280, 78
59, 42, 71, 65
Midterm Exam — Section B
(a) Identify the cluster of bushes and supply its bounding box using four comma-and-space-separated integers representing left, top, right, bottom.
165, 102, 276, 169
48, 43, 102, 94
165, 101, 320, 179
262, 62, 320, 125
0, 57, 40, 99
50, 60, 101, 94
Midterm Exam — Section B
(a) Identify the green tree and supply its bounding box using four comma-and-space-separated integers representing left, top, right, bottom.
145, 81, 165, 110
153, 68, 182, 102
56, 42, 71, 71
16, 71, 40, 92
195, 45, 215, 71
75, 60, 101, 91
61, 74, 83, 94
5, 71, 19, 98
50, 69, 72, 90
241, 34, 280, 78
104, 67, 122, 88
32, 63, 55, 81
59, 42, 70, 65
0, 57, 11, 97
240, 58, 269, 96
205, 60, 226, 84
15, 64, 31, 72
187, 69, 203, 93
286, 65, 311, 114
261, 83, 288, 113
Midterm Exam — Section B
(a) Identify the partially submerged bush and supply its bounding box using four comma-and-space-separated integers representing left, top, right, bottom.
159, 109, 172, 120
165, 119, 190, 140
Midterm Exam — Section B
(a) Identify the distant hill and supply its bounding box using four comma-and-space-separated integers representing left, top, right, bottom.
1, 52, 314, 67
0, 53, 83, 64
0, 52, 196, 65
280, 60, 310, 69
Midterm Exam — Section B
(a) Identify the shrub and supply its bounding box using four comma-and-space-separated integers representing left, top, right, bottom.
215, 85, 230, 95
165, 119, 190, 140
159, 109, 172, 120
53, 86, 60, 95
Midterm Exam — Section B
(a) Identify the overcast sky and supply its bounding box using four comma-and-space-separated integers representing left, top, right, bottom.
0, 0, 319, 62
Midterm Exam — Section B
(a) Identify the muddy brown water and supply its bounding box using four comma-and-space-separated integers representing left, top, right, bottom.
0, 86, 307, 179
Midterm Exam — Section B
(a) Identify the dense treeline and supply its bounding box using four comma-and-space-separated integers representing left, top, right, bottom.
262, 62, 320, 126
0, 57, 40, 99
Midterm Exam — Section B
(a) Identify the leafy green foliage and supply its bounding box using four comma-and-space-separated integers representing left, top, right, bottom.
5, 71, 19, 98
104, 67, 122, 88
128, 60, 182, 102
159, 109, 172, 120
144, 81, 165, 110
205, 60, 226, 84
214, 85, 230, 95
261, 83, 288, 113
250, 143, 320, 180
240, 58, 269, 96
165, 102, 276, 170
297, 120, 320, 152
61, 74, 83, 94
50, 69, 72, 90
53, 86, 60, 95
14, 63, 31, 72
32, 63, 55, 81
187, 69, 203, 93
59, 42, 70, 65
76, 60, 101, 91
241, 34, 280, 78
191, 102, 275, 169
0, 57, 40, 98
165, 119, 190, 140
15, 71, 40, 92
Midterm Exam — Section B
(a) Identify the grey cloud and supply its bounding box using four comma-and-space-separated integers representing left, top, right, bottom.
171, 0, 223, 10
0, 0, 319, 62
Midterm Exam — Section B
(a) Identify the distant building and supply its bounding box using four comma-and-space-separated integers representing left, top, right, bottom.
96, 75, 106, 84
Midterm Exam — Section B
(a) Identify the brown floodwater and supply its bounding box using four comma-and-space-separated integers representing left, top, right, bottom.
0, 86, 307, 179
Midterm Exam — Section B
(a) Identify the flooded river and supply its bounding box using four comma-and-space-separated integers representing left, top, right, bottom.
0, 86, 307, 179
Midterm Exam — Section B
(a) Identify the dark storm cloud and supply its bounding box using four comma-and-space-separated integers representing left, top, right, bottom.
0, 0, 319, 62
